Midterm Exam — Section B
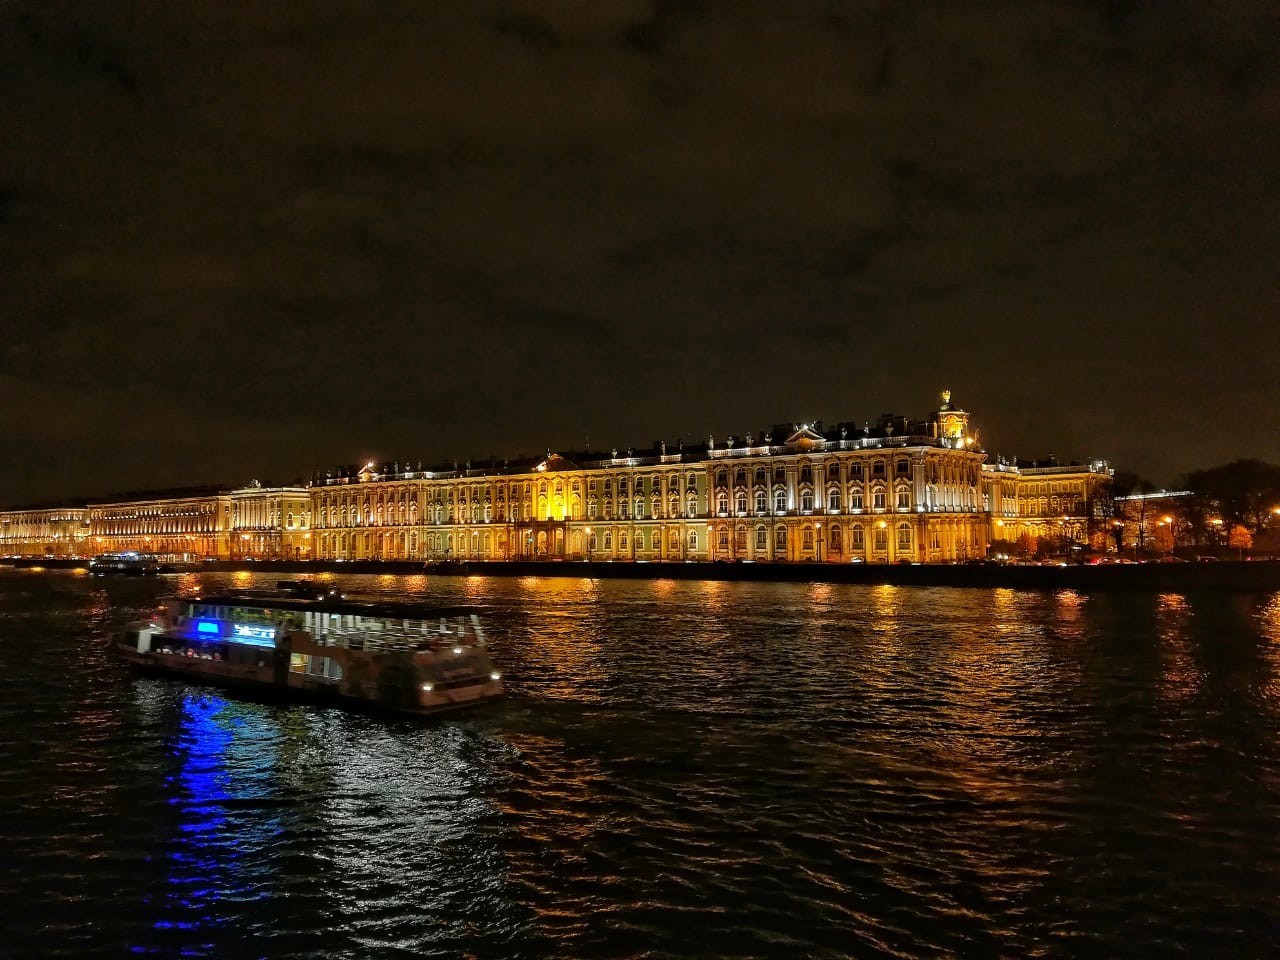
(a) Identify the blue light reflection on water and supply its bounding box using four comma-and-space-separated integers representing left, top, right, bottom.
131, 692, 282, 956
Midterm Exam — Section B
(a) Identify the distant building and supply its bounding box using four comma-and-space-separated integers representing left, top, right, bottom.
1, 392, 1113, 563
0, 506, 89, 557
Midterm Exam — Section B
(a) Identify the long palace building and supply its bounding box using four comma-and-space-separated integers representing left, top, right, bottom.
1, 392, 1112, 564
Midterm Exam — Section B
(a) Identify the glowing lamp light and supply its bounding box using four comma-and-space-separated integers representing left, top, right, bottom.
421, 682, 434, 692
453, 646, 463, 655
490, 672, 501, 682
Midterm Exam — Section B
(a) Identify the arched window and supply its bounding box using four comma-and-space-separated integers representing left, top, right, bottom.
755, 491, 766, 513
829, 525, 843, 552
801, 491, 814, 512
802, 527, 814, 549
827, 489, 840, 511
897, 523, 912, 549
735, 493, 747, 513
687, 530, 698, 550
775, 527, 787, 550
716, 493, 728, 514
896, 486, 911, 510
775, 490, 786, 513
755, 526, 767, 549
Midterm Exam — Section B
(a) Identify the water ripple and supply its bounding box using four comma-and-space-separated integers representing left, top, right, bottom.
1, 570, 1279, 958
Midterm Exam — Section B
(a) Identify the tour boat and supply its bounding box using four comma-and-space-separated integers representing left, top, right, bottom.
116, 583, 505, 716
91, 552, 161, 576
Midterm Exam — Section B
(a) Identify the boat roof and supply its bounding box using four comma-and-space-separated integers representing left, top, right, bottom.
180, 591, 485, 621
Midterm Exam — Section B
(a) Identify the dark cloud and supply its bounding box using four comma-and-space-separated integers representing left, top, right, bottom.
2, 0, 1278, 504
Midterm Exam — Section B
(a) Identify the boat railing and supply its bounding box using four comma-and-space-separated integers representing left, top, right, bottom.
305, 626, 484, 655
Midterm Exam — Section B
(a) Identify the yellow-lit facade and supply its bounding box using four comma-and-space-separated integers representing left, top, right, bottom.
230, 485, 311, 559
311, 393, 999, 564
88, 492, 230, 558
0, 507, 89, 557
0, 393, 1114, 563
984, 461, 1113, 548
63, 486, 309, 560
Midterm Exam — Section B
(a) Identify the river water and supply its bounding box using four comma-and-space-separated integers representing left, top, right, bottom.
1, 569, 1278, 959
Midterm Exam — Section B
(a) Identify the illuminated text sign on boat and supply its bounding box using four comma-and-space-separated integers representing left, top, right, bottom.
231, 623, 276, 646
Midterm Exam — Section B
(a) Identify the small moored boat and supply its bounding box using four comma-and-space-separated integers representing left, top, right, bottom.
117, 584, 504, 716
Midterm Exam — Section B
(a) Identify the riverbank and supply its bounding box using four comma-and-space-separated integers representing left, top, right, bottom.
6, 555, 1280, 592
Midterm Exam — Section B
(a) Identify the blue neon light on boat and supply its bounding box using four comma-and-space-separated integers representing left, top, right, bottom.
195, 620, 220, 636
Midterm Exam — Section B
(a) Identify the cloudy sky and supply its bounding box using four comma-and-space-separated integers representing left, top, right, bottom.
3, 1, 1277, 504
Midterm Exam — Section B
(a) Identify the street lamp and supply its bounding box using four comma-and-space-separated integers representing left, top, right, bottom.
584, 526, 593, 562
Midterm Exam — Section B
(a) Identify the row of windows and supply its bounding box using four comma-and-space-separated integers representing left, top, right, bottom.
710, 458, 984, 488
712, 523, 914, 552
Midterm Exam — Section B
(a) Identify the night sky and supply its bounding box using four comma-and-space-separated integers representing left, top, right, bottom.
3, 2, 1277, 506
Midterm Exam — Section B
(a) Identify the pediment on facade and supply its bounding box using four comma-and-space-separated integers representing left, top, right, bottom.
533, 453, 579, 473
784, 424, 827, 449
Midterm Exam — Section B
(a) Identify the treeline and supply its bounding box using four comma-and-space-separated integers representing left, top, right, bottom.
1107, 459, 1280, 556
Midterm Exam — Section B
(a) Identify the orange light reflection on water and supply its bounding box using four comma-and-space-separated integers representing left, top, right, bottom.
1154, 592, 1200, 704
1262, 593, 1280, 704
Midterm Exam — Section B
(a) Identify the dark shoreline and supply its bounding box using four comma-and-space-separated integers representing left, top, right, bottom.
5, 556, 1280, 593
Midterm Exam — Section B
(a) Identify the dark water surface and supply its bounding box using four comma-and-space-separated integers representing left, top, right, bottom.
2, 570, 1279, 959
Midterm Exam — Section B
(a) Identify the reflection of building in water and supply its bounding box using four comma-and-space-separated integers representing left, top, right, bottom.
2, 391, 1113, 563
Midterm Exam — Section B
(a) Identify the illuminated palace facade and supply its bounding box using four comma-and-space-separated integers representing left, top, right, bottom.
0, 393, 1114, 564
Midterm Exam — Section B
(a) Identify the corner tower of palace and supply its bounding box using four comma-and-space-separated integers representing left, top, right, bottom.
0, 391, 1114, 563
